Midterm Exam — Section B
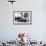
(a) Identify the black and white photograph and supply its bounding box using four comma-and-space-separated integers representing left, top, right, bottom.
13, 11, 32, 25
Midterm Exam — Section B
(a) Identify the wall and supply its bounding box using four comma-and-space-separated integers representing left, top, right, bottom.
0, 0, 46, 41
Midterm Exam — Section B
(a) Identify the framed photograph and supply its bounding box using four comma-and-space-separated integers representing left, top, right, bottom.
13, 11, 32, 25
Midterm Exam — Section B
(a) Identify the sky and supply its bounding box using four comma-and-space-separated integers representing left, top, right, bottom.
0, 0, 46, 42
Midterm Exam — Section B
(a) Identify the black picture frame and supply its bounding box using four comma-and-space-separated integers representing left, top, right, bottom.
13, 11, 32, 25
